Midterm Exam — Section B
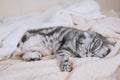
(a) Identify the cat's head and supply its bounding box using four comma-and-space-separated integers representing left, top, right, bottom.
76, 31, 112, 58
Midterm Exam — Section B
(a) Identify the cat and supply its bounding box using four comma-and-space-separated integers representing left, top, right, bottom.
12, 26, 112, 72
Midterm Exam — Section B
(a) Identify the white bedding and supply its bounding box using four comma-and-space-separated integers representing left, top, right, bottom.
0, 0, 120, 80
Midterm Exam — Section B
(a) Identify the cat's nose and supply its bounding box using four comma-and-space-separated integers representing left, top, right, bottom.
102, 54, 107, 58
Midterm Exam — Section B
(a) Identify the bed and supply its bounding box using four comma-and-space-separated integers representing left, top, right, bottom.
0, 1, 120, 80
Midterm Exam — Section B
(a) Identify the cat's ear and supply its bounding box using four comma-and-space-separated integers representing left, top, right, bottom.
84, 32, 90, 38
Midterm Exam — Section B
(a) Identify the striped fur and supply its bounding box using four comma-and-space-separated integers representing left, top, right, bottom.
14, 26, 112, 71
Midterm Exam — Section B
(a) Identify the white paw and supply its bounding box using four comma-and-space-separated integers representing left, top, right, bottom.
22, 51, 42, 61
60, 60, 73, 72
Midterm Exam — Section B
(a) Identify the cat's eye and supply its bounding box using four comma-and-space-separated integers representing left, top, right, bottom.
79, 42, 83, 45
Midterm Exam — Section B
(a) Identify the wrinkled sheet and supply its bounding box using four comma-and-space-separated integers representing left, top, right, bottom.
0, 0, 120, 80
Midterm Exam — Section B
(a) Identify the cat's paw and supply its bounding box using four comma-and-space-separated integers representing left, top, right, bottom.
60, 60, 73, 72
22, 51, 42, 61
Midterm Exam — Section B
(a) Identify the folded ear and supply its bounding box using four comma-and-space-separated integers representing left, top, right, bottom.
84, 32, 90, 38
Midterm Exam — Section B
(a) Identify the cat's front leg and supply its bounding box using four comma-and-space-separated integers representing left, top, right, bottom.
56, 52, 73, 72
22, 51, 42, 61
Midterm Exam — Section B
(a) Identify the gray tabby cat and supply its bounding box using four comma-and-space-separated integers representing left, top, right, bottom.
14, 26, 112, 72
